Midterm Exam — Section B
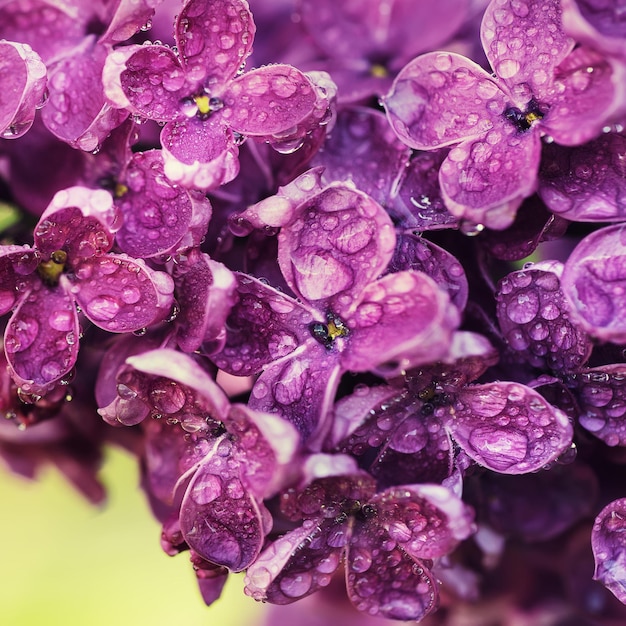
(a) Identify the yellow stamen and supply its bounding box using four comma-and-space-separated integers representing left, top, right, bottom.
37, 249, 67, 284
525, 111, 542, 125
194, 94, 211, 116
114, 183, 128, 198
370, 64, 388, 78
327, 318, 349, 340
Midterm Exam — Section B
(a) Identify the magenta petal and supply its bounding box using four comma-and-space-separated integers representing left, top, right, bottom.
592, 498, 626, 604
481, 0, 573, 103
175, 253, 237, 354
277, 185, 395, 314
180, 436, 266, 571
4, 285, 79, 395
175, 0, 255, 86
561, 224, 626, 342
0, 41, 47, 139
223, 65, 318, 136
343, 271, 458, 376
161, 116, 240, 190
383, 52, 506, 150
346, 520, 439, 621
67, 254, 174, 332
539, 132, 626, 221
189, 551, 229, 606
439, 124, 541, 230
0, 246, 38, 315
99, 0, 164, 44
450, 382, 573, 473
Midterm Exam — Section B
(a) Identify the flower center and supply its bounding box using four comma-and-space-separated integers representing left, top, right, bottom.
504, 98, 545, 132
180, 92, 224, 120
37, 249, 67, 285
310, 312, 349, 348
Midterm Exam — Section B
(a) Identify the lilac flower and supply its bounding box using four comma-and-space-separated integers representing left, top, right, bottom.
216, 175, 459, 442
383, 0, 619, 229
244, 454, 475, 621
100, 349, 299, 579
1, 187, 174, 396
103, 0, 336, 190
0, 40, 47, 139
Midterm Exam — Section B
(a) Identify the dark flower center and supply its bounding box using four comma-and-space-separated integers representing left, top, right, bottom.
310, 312, 350, 348
504, 98, 545, 132
335, 499, 378, 523
37, 249, 67, 285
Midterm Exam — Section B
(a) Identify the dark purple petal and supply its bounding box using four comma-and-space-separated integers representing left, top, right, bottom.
175, 253, 237, 354
175, 0, 255, 87
189, 551, 229, 606
4, 284, 79, 395
383, 52, 506, 150
542, 46, 618, 146
439, 123, 541, 230
42, 39, 128, 151
276, 185, 395, 315
577, 365, 626, 446
561, 224, 626, 342
180, 435, 268, 571
99, 0, 164, 45
116, 150, 211, 258
0, 41, 47, 139
0, 246, 39, 315
343, 271, 458, 377
387, 233, 468, 311
481, 0, 573, 103
346, 520, 439, 621
67, 254, 174, 332
244, 520, 347, 604
538, 132, 626, 221
449, 381, 573, 473
161, 115, 240, 190
592, 497, 626, 604
496, 265, 593, 372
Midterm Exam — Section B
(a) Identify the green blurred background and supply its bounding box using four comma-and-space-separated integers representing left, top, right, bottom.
0, 445, 266, 626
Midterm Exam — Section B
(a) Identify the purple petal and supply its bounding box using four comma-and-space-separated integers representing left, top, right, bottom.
496, 265, 593, 372
180, 436, 267, 571
539, 132, 626, 221
4, 285, 79, 395
449, 381, 573, 473
0, 41, 47, 139
116, 150, 210, 258
42, 39, 128, 151
67, 254, 174, 332
383, 52, 506, 150
346, 519, 439, 621
175, 0, 255, 87
0, 246, 39, 315
439, 124, 541, 230
189, 551, 229, 606
222, 65, 318, 136
561, 224, 626, 342
99, 0, 164, 45
592, 498, 626, 603
161, 116, 240, 190
277, 185, 395, 314
387, 233, 468, 311
481, 0, 573, 102
577, 365, 626, 446
245, 520, 347, 604
542, 46, 618, 146
174, 253, 237, 354
343, 271, 458, 376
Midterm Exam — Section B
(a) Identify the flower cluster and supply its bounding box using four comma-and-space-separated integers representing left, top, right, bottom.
2, 0, 626, 623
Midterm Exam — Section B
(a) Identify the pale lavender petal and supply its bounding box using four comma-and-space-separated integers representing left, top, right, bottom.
449, 381, 574, 473
161, 116, 240, 190
180, 436, 267, 571
0, 41, 47, 139
439, 124, 541, 230
481, 0, 573, 103
66, 254, 174, 332
277, 185, 395, 315
592, 498, 626, 604
577, 365, 626, 447
0, 246, 39, 315
343, 271, 458, 377
496, 266, 593, 372
99, 0, 164, 44
539, 132, 626, 221
561, 224, 626, 342
4, 285, 79, 395
175, 0, 255, 87
383, 52, 506, 150
542, 46, 618, 146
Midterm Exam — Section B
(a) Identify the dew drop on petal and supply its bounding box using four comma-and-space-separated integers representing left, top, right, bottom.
279, 572, 313, 598
85, 296, 121, 321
